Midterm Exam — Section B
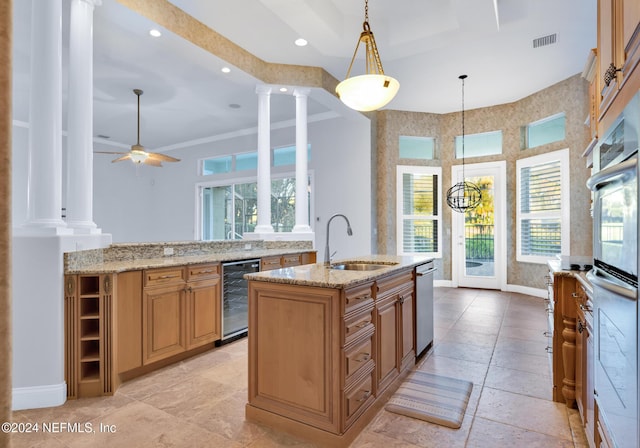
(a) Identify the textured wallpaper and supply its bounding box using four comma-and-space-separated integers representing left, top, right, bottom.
376, 74, 592, 290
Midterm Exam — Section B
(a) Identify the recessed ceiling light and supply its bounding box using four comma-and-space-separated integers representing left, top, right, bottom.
221, 67, 231, 73
294, 38, 308, 47
229, 103, 241, 109
279, 87, 288, 93
96, 134, 110, 139
149, 29, 162, 38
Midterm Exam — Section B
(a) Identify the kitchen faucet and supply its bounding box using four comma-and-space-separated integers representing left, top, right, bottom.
324, 213, 353, 265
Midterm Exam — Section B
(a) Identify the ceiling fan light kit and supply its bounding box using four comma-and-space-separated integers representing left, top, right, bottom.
446, 74, 482, 213
335, 0, 399, 112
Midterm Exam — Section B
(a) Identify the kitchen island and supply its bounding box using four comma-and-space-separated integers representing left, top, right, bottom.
244, 255, 432, 447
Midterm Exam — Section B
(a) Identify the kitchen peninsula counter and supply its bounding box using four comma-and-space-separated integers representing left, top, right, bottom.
64, 240, 315, 274
245, 254, 432, 447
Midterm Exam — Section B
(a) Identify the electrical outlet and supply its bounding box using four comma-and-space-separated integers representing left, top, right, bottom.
244, 243, 252, 250
163, 247, 174, 256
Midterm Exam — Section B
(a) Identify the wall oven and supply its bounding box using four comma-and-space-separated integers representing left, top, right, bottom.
587, 91, 639, 448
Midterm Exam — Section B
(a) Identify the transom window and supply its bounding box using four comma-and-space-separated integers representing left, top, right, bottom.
523, 113, 566, 149
399, 136, 435, 160
455, 130, 502, 158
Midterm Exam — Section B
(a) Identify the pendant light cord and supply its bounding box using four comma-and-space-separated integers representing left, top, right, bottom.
459, 74, 467, 180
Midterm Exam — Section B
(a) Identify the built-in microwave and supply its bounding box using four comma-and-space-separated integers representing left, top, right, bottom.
595, 90, 639, 172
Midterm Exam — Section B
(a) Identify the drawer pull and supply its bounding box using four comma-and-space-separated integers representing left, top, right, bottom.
571, 292, 580, 298
356, 390, 372, 402
577, 320, 584, 334
194, 270, 213, 275
579, 303, 592, 312
355, 353, 370, 362
543, 331, 551, 337
158, 274, 179, 279
355, 321, 371, 329
545, 346, 553, 353
353, 294, 371, 301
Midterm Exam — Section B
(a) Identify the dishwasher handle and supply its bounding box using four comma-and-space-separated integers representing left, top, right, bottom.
416, 264, 436, 276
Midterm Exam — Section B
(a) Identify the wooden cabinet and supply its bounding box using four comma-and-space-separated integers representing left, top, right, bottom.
64, 273, 114, 398
548, 269, 577, 406
143, 264, 222, 364
375, 270, 414, 395
185, 263, 221, 349
597, 0, 640, 132
246, 267, 416, 445
574, 281, 596, 446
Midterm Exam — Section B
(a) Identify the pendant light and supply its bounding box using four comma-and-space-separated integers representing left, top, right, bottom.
335, 0, 399, 112
446, 75, 482, 213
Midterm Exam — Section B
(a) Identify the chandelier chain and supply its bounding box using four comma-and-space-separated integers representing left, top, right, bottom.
364, 0, 369, 23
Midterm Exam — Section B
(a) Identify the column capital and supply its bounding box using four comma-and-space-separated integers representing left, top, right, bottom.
293, 88, 311, 98
256, 85, 273, 95
78, 0, 102, 7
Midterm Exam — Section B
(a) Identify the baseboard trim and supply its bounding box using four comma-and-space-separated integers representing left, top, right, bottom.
433, 280, 546, 299
12, 382, 67, 411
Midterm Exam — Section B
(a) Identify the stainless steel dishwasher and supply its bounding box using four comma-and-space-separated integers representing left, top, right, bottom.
415, 260, 436, 357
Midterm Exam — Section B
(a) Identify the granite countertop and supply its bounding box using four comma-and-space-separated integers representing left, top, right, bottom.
65, 248, 314, 275
244, 254, 433, 289
548, 259, 593, 296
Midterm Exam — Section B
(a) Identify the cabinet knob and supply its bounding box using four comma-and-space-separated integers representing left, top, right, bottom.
356, 390, 372, 402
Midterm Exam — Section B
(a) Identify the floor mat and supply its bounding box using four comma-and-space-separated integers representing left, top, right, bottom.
385, 370, 473, 429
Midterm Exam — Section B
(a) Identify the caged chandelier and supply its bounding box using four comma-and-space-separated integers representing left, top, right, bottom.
335, 0, 399, 112
446, 75, 482, 213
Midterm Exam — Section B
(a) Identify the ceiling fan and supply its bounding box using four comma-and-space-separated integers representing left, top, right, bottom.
96, 89, 180, 167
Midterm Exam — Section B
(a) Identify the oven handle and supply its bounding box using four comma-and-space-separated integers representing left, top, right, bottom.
587, 269, 637, 301
586, 156, 637, 191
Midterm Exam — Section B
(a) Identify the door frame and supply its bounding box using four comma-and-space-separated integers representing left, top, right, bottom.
450, 160, 507, 290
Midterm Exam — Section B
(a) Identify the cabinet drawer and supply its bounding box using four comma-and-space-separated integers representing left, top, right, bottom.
261, 256, 282, 271
281, 254, 301, 267
342, 367, 375, 430
343, 282, 374, 316
144, 267, 185, 287
344, 307, 374, 346
186, 263, 220, 281
344, 334, 374, 382
376, 270, 413, 298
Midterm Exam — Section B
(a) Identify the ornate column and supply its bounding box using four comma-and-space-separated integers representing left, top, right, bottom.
25, 0, 67, 231
254, 85, 274, 233
292, 88, 312, 234
66, 0, 101, 233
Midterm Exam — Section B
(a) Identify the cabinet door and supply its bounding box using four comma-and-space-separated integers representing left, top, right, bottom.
575, 313, 586, 422
376, 296, 399, 394
186, 278, 221, 349
143, 284, 186, 365
399, 289, 414, 371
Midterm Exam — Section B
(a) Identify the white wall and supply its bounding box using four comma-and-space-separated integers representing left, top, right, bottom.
91, 112, 372, 261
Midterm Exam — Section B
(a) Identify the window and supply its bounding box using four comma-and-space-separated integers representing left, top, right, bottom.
200, 175, 311, 240
396, 166, 442, 257
524, 113, 566, 149
399, 136, 435, 160
201, 145, 310, 175
202, 156, 232, 175
455, 131, 502, 158
516, 149, 570, 263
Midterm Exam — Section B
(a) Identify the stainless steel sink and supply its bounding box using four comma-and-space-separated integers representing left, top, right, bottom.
330, 263, 388, 271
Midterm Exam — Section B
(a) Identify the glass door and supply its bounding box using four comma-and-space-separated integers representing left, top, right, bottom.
451, 161, 506, 289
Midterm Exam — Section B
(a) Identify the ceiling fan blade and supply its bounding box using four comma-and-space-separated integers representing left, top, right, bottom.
95, 151, 127, 155
112, 154, 132, 163
147, 152, 181, 163
143, 157, 163, 167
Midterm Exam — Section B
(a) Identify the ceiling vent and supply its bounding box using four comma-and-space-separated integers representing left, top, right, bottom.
533, 33, 557, 48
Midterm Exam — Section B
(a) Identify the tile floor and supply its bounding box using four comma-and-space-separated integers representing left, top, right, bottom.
11, 287, 589, 447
